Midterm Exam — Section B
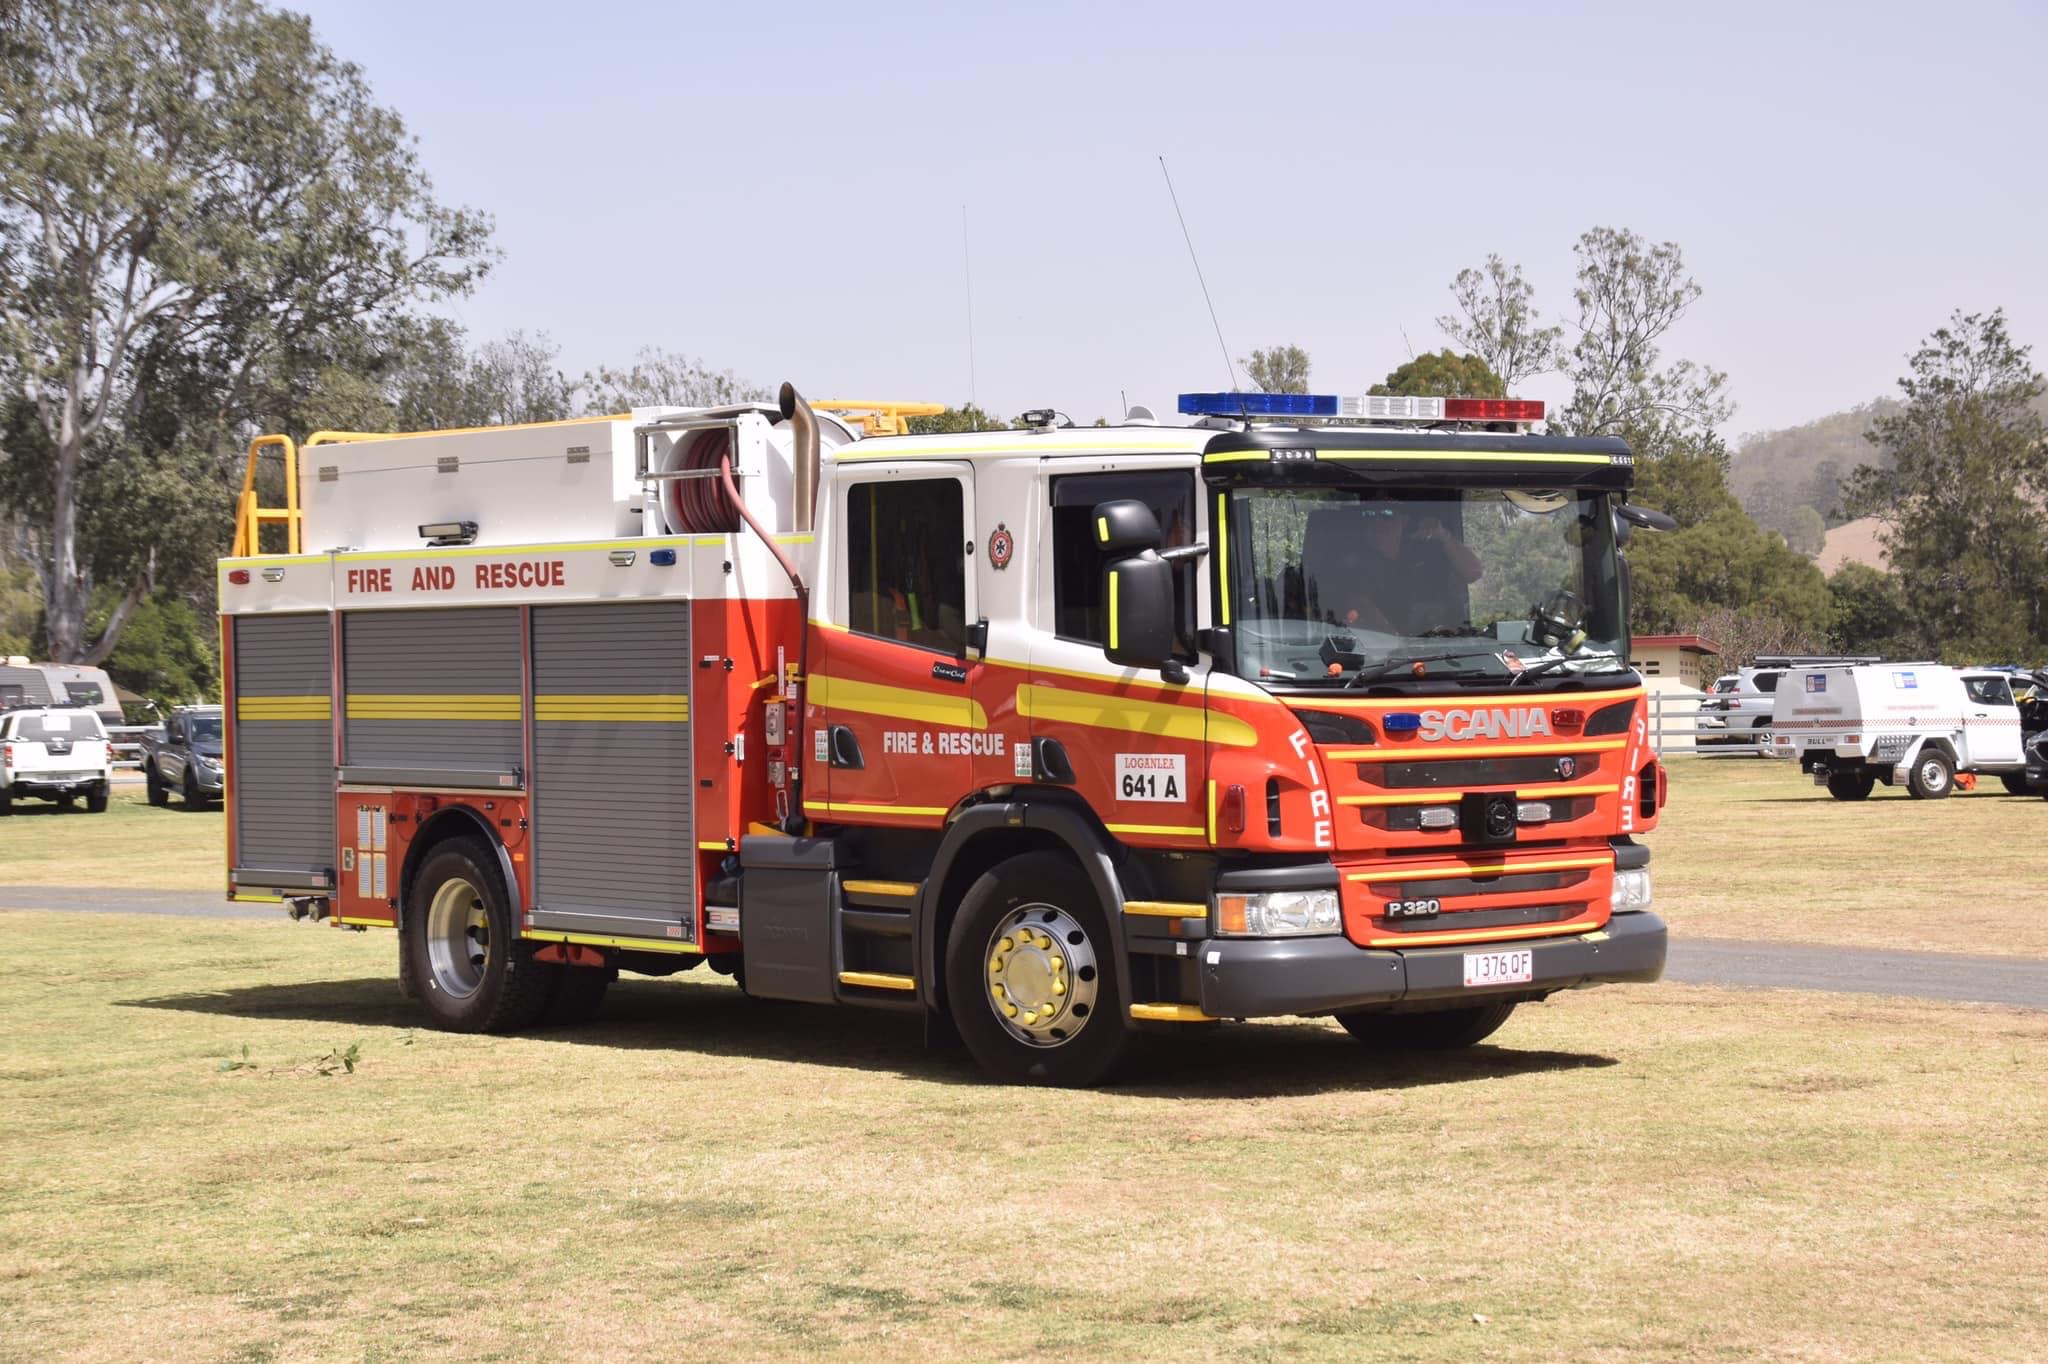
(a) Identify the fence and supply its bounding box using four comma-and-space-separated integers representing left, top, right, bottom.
1645, 688, 1770, 758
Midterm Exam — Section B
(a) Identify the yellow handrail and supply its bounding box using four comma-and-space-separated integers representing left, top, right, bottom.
814, 400, 947, 437
231, 434, 301, 557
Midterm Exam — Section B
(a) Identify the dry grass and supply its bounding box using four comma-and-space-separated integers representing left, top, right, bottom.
0, 785, 222, 892
2, 910, 2044, 1362
1655, 755, 2048, 957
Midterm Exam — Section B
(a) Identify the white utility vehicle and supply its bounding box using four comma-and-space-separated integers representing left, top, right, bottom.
1767, 663, 2027, 799
0, 706, 113, 814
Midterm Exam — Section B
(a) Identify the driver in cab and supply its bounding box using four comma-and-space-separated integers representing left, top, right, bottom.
1321, 498, 1483, 634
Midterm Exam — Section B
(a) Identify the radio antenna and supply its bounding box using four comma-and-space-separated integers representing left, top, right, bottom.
961, 204, 979, 413
1158, 155, 1242, 397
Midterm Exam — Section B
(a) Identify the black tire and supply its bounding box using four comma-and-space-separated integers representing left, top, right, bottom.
86, 786, 108, 814
403, 837, 558, 1033
181, 769, 207, 809
1999, 773, 2030, 796
944, 851, 1135, 1087
542, 966, 615, 1026
145, 763, 168, 807
1907, 748, 1954, 800
1335, 1000, 1518, 1050
1826, 771, 1875, 801
0, 789, 12, 816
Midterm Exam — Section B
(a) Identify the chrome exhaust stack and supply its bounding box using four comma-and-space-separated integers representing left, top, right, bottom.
781, 382, 821, 534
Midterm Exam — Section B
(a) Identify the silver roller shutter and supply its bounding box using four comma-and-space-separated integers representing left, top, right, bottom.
341, 607, 523, 785
529, 601, 695, 940
232, 614, 335, 886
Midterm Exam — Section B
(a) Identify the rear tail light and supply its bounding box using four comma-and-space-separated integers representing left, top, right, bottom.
227, 569, 251, 585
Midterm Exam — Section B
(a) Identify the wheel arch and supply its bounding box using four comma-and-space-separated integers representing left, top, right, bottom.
916, 796, 1133, 1020
398, 806, 522, 929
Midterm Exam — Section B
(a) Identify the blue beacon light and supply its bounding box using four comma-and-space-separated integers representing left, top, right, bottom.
1178, 392, 1339, 418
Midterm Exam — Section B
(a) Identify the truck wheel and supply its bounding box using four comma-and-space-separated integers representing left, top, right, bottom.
145, 763, 168, 807
542, 966, 615, 1026
0, 789, 11, 816
86, 785, 108, 814
405, 838, 557, 1033
1826, 772, 1875, 801
1335, 1000, 1518, 1050
182, 769, 206, 809
944, 851, 1134, 1087
1907, 749, 1954, 800
1999, 773, 2030, 796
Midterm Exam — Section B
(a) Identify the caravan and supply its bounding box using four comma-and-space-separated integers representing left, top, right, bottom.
1767, 663, 2028, 799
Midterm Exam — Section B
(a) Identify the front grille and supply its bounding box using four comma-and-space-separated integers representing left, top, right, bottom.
1366, 755, 1599, 787
1377, 869, 1588, 898
1375, 903, 1579, 932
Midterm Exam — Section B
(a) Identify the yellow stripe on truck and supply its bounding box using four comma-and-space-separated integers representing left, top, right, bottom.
1015, 683, 1258, 748
236, 695, 332, 721
534, 694, 688, 722
808, 674, 986, 729
345, 693, 521, 721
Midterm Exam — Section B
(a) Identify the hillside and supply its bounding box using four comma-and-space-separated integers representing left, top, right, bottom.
1728, 400, 1898, 545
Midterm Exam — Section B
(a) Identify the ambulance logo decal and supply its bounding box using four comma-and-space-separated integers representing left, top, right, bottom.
988, 523, 1014, 570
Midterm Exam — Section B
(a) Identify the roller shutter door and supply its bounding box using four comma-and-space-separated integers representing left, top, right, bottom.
342, 607, 522, 783
530, 601, 695, 940
232, 614, 335, 886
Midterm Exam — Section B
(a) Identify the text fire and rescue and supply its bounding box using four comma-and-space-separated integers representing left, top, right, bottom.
345, 560, 567, 594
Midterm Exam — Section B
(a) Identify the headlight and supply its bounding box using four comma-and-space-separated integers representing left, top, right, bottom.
1611, 868, 1653, 913
1215, 889, 1341, 937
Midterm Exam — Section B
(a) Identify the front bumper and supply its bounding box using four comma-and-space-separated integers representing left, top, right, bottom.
1194, 911, 1668, 1018
192, 764, 225, 792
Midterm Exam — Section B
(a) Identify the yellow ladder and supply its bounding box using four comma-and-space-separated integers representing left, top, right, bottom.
814, 400, 947, 437
230, 434, 301, 557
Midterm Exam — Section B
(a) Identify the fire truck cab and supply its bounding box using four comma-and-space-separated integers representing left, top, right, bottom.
220, 387, 1669, 1084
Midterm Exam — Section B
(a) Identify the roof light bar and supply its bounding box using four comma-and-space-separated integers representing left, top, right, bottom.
1179, 392, 1338, 418
1176, 392, 1545, 424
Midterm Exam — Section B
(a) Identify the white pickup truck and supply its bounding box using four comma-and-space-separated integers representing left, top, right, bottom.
0, 706, 114, 814
1766, 663, 2028, 799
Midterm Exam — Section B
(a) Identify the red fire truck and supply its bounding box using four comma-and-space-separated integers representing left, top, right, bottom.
220, 387, 1669, 1084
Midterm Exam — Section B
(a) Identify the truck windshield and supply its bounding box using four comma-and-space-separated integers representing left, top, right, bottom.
10, 712, 105, 741
188, 715, 223, 743
1225, 485, 1627, 685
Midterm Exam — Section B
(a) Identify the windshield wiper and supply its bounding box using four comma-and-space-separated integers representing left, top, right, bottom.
1345, 650, 1495, 690
1510, 652, 1628, 686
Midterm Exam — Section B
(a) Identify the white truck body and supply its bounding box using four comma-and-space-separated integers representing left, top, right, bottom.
0, 707, 113, 812
1768, 663, 2025, 798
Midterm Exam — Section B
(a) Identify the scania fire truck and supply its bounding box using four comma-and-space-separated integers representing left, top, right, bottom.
220, 387, 1670, 1084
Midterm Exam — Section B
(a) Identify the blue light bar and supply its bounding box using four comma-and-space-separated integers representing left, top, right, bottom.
1178, 392, 1339, 418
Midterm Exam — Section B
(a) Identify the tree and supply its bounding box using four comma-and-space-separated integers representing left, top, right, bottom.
99, 589, 217, 708
1844, 309, 2048, 660
1554, 228, 1732, 446
582, 348, 767, 412
1826, 562, 1911, 658
1368, 351, 1504, 399
1240, 345, 1310, 394
906, 405, 1012, 435
1435, 256, 1562, 393
1681, 604, 1827, 670
1784, 505, 1827, 557
0, 0, 492, 664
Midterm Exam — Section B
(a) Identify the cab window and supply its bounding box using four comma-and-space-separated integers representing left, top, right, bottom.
1965, 676, 2014, 706
846, 478, 967, 654
1049, 471, 1197, 657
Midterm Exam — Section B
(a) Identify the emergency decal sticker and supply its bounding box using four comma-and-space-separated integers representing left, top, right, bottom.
1806, 673, 1827, 692
1117, 753, 1186, 802
988, 523, 1014, 570
813, 728, 830, 762
1013, 742, 1034, 779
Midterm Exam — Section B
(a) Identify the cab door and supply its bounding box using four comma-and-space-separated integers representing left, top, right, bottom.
1962, 674, 2023, 765
806, 462, 981, 830
1026, 466, 1209, 844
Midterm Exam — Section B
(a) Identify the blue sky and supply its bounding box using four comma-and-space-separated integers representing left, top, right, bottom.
294, 0, 2048, 436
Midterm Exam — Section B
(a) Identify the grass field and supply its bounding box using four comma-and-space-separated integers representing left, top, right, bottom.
6, 757, 2046, 960
0, 785, 222, 892
1654, 755, 2048, 957
1, 911, 2043, 1362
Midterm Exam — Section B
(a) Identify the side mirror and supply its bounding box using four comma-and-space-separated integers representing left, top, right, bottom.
1092, 499, 1163, 553
1103, 552, 1183, 681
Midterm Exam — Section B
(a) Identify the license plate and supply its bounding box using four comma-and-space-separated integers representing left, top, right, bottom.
1463, 949, 1533, 988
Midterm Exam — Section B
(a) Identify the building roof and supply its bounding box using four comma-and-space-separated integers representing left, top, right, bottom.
1633, 634, 1723, 655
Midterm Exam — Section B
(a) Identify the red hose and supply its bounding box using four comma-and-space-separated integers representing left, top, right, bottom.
665, 429, 741, 534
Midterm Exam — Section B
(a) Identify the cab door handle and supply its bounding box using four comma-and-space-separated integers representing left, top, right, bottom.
828, 724, 864, 770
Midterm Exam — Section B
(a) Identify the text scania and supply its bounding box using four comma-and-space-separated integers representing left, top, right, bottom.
1418, 707, 1552, 742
